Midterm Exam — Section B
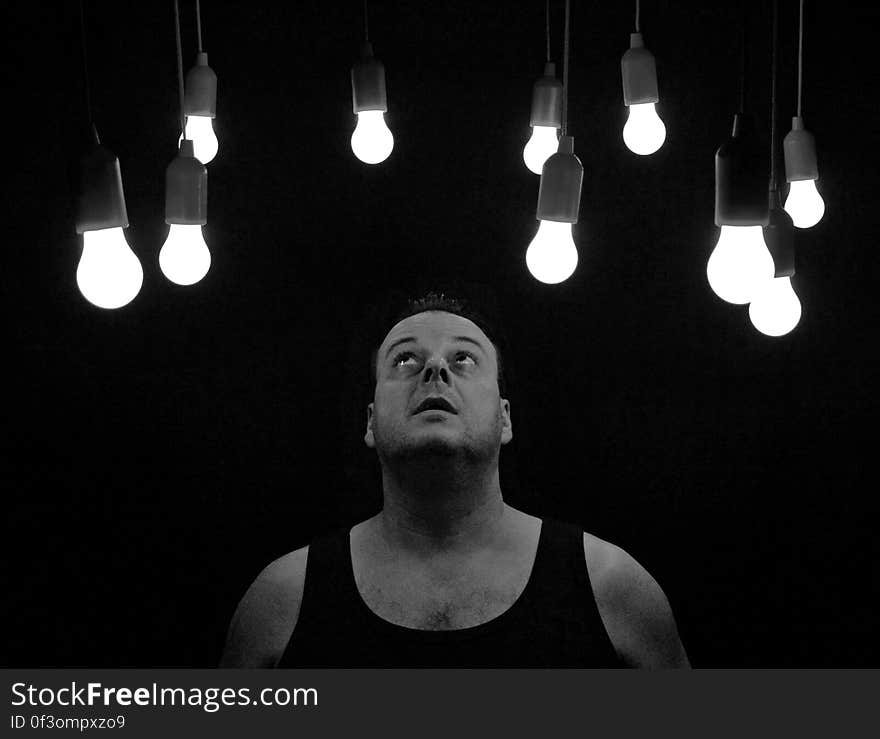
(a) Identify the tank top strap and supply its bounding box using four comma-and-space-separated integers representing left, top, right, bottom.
297, 525, 362, 621
523, 517, 591, 602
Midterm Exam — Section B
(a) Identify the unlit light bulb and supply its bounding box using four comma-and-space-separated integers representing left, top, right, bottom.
526, 220, 578, 284
177, 116, 218, 164
623, 102, 666, 155
351, 110, 394, 164
523, 125, 560, 174
748, 276, 802, 336
784, 179, 825, 228
159, 224, 211, 286
706, 225, 775, 305
76, 227, 144, 309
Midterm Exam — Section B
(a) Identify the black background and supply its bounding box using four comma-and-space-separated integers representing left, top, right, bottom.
5, 0, 877, 667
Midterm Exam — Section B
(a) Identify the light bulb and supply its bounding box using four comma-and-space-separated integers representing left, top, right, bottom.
784, 179, 825, 229
76, 227, 143, 309
623, 102, 666, 155
526, 220, 578, 284
177, 116, 219, 164
523, 125, 560, 174
159, 224, 211, 286
351, 110, 394, 164
748, 276, 801, 336
706, 225, 775, 305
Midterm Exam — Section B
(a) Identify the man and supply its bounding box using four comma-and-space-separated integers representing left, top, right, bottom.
220, 291, 690, 668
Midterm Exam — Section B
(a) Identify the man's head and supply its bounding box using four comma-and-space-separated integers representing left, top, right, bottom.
364, 291, 512, 464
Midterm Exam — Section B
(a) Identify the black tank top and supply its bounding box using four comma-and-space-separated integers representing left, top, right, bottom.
277, 517, 626, 668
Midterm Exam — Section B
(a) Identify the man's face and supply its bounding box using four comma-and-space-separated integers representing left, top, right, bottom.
365, 311, 512, 462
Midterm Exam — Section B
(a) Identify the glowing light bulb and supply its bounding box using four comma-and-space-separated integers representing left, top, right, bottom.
623, 102, 666, 155
526, 220, 578, 284
748, 276, 802, 336
351, 110, 394, 164
177, 116, 219, 164
159, 224, 211, 286
784, 179, 825, 228
706, 225, 775, 304
76, 227, 144, 309
523, 125, 560, 174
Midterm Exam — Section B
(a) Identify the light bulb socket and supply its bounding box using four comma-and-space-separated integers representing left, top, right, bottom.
621, 33, 659, 106
184, 52, 217, 118
535, 136, 583, 224
783, 116, 819, 182
529, 62, 563, 127
764, 191, 796, 277
351, 42, 387, 113
715, 113, 770, 226
75, 125, 129, 233
165, 140, 207, 225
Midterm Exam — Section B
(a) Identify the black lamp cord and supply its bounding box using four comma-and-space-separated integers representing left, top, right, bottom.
769, 0, 779, 193
635, 0, 640, 33
174, 0, 187, 139
196, 0, 203, 53
797, 0, 804, 118
364, 0, 370, 43
562, 0, 570, 136
545, 0, 551, 62
78, 0, 94, 132
739, 0, 747, 114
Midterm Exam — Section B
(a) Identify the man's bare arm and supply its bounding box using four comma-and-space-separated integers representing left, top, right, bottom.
218, 547, 309, 668
588, 536, 691, 669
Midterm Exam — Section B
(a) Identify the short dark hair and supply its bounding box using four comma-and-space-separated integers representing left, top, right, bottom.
369, 287, 509, 398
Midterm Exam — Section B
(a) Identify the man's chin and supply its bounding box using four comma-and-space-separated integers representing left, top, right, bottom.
378, 433, 467, 461
400, 437, 462, 458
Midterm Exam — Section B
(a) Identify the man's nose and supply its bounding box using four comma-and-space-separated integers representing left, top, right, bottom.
422, 357, 450, 385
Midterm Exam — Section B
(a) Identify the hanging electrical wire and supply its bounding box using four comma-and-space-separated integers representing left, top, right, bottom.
363, 0, 369, 43
175, 0, 186, 137
78, 1, 92, 128
739, 0, 747, 115
545, 0, 551, 62
769, 0, 780, 195
196, 0, 203, 52
561, 0, 569, 137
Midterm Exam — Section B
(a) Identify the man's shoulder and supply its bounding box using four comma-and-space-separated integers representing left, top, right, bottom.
262, 545, 311, 587
245, 544, 312, 608
579, 530, 616, 580
218, 545, 311, 668
252, 543, 314, 619
578, 528, 690, 668
580, 531, 657, 608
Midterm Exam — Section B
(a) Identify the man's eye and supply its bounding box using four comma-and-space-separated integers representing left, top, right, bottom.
393, 352, 418, 367
392, 351, 474, 367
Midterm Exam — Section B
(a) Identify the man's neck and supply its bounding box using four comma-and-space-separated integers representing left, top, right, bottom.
376, 459, 507, 557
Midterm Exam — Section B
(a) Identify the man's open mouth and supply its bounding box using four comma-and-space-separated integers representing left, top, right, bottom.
414, 397, 457, 414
